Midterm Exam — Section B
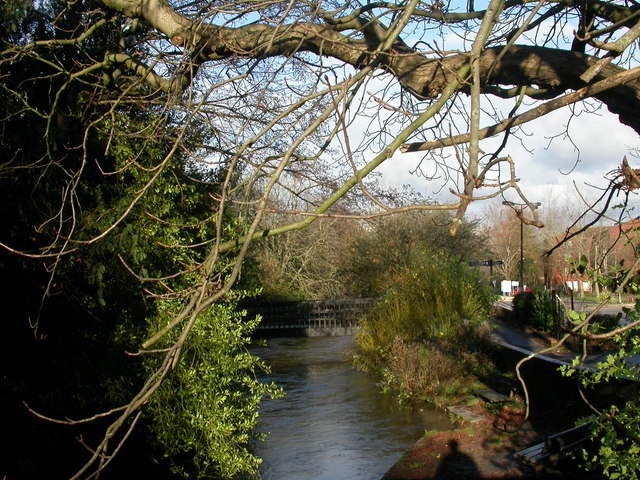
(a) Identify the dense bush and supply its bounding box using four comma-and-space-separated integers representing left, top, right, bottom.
345, 212, 489, 298
512, 289, 565, 333
512, 291, 535, 324
145, 302, 282, 478
354, 254, 496, 401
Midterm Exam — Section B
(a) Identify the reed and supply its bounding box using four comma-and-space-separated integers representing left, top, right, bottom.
353, 255, 496, 401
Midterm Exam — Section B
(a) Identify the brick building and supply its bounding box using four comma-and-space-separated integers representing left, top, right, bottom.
547, 220, 640, 294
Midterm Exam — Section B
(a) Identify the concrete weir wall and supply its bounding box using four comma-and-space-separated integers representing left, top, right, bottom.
244, 298, 376, 337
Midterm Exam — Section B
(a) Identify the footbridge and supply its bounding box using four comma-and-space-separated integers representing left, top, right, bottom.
244, 298, 376, 337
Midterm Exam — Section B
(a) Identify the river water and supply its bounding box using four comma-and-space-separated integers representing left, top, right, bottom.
251, 336, 452, 480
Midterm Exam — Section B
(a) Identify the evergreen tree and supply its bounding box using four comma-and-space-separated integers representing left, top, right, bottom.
0, 3, 280, 478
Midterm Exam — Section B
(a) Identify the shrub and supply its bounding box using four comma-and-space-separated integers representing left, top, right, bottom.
380, 338, 464, 400
144, 302, 283, 478
353, 254, 496, 400
513, 289, 565, 333
512, 291, 534, 324
356, 255, 494, 362
376, 334, 496, 402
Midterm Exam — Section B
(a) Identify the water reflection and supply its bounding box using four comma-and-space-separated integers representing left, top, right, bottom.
251, 336, 452, 480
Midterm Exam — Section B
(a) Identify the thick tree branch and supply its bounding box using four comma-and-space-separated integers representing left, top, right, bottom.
98, 0, 640, 134
401, 64, 640, 152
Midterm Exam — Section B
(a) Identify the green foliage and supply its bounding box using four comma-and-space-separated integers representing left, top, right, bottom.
0, 5, 274, 477
376, 337, 490, 402
357, 254, 494, 353
145, 302, 283, 478
76, 114, 277, 478
512, 289, 565, 332
247, 208, 489, 302
354, 254, 496, 401
512, 291, 534, 323
0, 0, 33, 38
578, 402, 640, 480
560, 300, 640, 479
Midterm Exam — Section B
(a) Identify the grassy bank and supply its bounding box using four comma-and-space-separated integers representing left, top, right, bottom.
353, 255, 497, 405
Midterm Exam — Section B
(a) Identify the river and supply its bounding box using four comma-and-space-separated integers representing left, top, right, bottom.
251, 336, 452, 480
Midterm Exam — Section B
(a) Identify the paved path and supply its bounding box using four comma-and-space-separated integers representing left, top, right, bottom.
490, 316, 640, 375
499, 295, 636, 317
561, 298, 635, 317
489, 321, 596, 369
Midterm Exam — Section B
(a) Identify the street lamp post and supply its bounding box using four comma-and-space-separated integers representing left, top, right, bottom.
502, 201, 541, 293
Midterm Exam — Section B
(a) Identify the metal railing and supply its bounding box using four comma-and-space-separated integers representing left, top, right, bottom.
550, 291, 568, 339
243, 298, 376, 332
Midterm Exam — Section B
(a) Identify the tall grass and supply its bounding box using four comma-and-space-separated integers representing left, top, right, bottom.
354, 254, 496, 401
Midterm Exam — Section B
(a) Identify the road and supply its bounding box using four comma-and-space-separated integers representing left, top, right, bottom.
497, 296, 636, 317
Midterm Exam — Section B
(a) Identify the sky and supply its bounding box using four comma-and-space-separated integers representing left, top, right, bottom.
376, 101, 640, 220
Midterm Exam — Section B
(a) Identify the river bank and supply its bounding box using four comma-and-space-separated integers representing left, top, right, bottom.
382, 401, 569, 480
381, 334, 610, 480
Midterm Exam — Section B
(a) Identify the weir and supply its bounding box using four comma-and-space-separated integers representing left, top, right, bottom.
244, 298, 376, 337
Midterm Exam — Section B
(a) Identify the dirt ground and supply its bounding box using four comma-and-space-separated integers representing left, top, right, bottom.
382, 400, 597, 480
383, 402, 539, 480
381, 346, 613, 480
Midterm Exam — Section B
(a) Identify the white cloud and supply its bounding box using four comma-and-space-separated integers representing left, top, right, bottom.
374, 99, 639, 211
